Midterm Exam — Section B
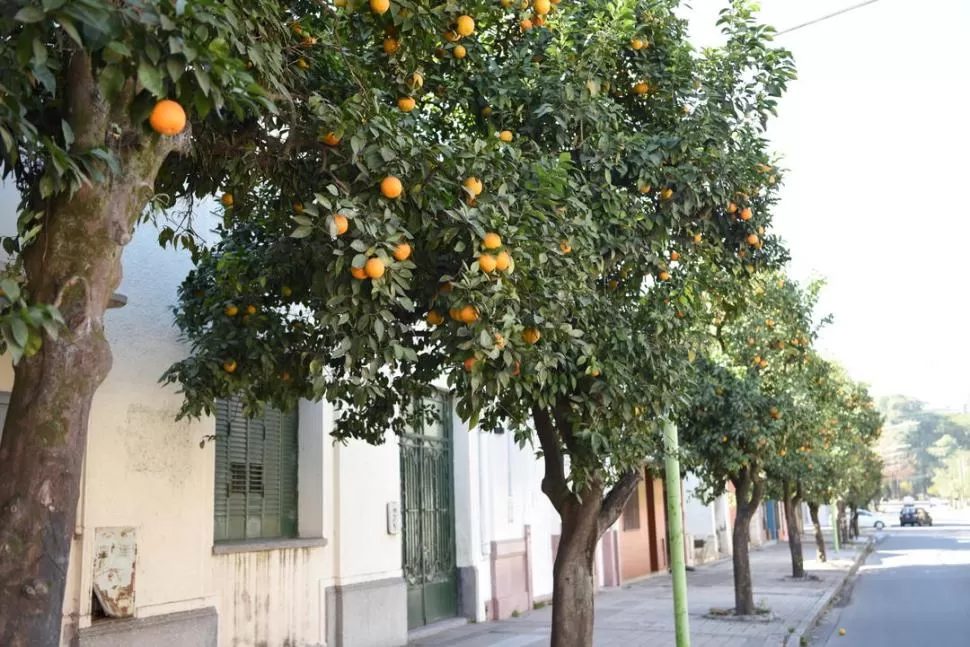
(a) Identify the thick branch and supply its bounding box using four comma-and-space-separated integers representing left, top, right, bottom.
597, 469, 643, 535
533, 406, 569, 514
551, 396, 582, 458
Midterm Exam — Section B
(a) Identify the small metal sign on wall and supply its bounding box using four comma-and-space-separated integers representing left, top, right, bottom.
92, 527, 137, 618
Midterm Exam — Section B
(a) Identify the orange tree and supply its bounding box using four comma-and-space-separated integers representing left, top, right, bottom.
0, 0, 794, 645
676, 268, 817, 614
163, 1, 794, 644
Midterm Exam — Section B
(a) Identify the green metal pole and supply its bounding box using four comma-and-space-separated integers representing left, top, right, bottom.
663, 420, 691, 647
831, 501, 840, 553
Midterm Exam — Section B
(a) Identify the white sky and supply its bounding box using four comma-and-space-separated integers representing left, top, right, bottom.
687, 0, 970, 410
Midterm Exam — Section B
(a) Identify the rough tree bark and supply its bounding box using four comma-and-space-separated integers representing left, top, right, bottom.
730, 468, 764, 615
836, 501, 847, 546
808, 502, 827, 563
0, 54, 188, 647
534, 404, 643, 647
782, 481, 804, 578
850, 505, 860, 539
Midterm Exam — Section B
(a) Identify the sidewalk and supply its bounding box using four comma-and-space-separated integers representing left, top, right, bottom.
410, 534, 874, 647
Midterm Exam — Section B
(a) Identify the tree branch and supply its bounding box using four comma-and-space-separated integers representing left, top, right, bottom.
533, 406, 569, 514
597, 469, 643, 535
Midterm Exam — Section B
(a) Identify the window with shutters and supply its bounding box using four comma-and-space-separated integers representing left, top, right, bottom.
213, 397, 299, 542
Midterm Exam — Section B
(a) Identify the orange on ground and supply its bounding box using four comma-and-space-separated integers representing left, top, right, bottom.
453, 45, 467, 59
351, 266, 368, 280
333, 214, 349, 235
499, 130, 514, 142
393, 242, 412, 261
427, 310, 444, 325
321, 132, 341, 146
365, 258, 386, 279
221, 193, 234, 207
397, 96, 416, 112
483, 232, 502, 249
463, 176, 483, 196
223, 360, 238, 373
456, 15, 475, 36
495, 250, 511, 271
370, 0, 390, 13
149, 99, 187, 136
459, 305, 479, 323
740, 207, 752, 221
522, 328, 541, 344
381, 176, 404, 198
464, 357, 477, 372
479, 254, 497, 272
225, 305, 239, 317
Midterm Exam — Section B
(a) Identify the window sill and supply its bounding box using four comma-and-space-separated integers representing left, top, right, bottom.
212, 536, 328, 555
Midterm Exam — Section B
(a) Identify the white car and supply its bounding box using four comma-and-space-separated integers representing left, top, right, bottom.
856, 508, 893, 530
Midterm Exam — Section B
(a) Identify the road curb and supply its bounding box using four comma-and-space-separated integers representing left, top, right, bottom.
790, 535, 876, 645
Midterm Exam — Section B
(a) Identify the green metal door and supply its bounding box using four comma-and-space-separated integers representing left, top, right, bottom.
401, 395, 458, 629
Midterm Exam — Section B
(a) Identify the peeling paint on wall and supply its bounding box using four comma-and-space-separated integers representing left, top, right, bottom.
92, 527, 137, 617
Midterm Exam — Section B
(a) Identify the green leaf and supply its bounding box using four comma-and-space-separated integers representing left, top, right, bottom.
14, 7, 45, 23
98, 65, 124, 99
290, 226, 312, 239
0, 279, 21, 302
137, 61, 164, 98
10, 318, 28, 348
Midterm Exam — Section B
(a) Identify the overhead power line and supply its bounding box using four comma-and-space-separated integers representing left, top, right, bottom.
776, 0, 884, 36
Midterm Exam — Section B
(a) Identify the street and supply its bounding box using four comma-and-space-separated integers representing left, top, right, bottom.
813, 514, 970, 646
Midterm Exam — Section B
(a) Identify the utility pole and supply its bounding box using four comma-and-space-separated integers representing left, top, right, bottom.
663, 420, 691, 647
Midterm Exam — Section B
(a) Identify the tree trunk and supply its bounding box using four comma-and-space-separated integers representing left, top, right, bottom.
782, 484, 804, 578
850, 505, 860, 539
836, 502, 847, 545
0, 54, 186, 647
808, 502, 826, 563
730, 471, 764, 615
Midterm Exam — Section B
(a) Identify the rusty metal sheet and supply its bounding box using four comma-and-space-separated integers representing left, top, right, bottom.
92, 527, 136, 618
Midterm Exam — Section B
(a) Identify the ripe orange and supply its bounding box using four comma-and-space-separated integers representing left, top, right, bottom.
522, 327, 541, 344
463, 176, 483, 196
495, 250, 511, 271
383, 38, 400, 54
639, 184, 651, 194
221, 193, 234, 207
494, 333, 505, 349
740, 207, 752, 221
559, 240, 571, 254
500, 0, 512, 6
483, 232, 502, 249
225, 305, 239, 317
633, 82, 649, 95
246, 304, 257, 315
453, 45, 467, 59
534, 0, 551, 15
393, 242, 412, 261
456, 15, 475, 36
333, 214, 349, 235
370, 0, 390, 13
660, 187, 673, 200
281, 286, 292, 297
449, 307, 462, 321
351, 266, 368, 280
464, 357, 477, 372
727, 202, 738, 214
670, 250, 680, 261
459, 305, 479, 323
658, 271, 671, 282
753, 355, 761, 365
746, 234, 759, 246
520, 18, 533, 30
297, 58, 310, 70
511, 360, 521, 376
693, 233, 702, 243
293, 203, 304, 213
479, 254, 497, 272
149, 99, 187, 136
498, 130, 514, 142
397, 96, 416, 112
223, 360, 238, 373
365, 258, 386, 279
631, 39, 645, 50
533, 14, 546, 27
381, 176, 403, 199
427, 310, 444, 325
321, 132, 341, 146
444, 30, 460, 42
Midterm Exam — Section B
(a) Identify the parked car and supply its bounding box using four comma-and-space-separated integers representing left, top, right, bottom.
900, 504, 933, 526
856, 508, 893, 530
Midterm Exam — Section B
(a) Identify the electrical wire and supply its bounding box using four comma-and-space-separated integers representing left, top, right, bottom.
776, 0, 885, 36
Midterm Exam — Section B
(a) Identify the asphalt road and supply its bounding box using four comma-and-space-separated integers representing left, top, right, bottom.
813, 521, 970, 646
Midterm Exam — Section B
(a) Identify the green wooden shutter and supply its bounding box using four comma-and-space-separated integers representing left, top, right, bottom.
213, 398, 299, 542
